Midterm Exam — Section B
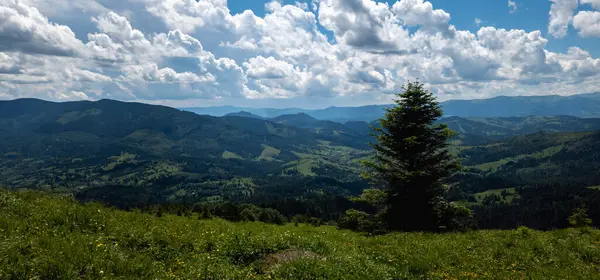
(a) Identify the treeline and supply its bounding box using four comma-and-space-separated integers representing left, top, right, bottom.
75, 185, 355, 226
139, 201, 336, 227
471, 183, 600, 229
71, 182, 599, 231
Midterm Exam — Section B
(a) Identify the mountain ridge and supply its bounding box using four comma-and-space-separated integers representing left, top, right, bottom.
180, 92, 600, 121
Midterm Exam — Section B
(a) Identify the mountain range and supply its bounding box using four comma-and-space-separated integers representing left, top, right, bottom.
0, 98, 372, 206
182, 92, 600, 122
3, 98, 600, 211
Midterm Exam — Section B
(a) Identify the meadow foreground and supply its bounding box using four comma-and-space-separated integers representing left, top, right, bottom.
1, 189, 599, 279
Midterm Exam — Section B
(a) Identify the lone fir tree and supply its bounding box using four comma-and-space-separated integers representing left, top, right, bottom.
363, 81, 461, 231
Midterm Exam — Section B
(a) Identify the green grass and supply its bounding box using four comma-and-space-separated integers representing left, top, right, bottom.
1, 189, 600, 279
103, 153, 138, 171
283, 159, 317, 176
474, 188, 519, 203
257, 145, 281, 161
222, 150, 243, 160
472, 145, 564, 172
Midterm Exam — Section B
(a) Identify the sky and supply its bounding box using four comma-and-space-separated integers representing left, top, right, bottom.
0, 0, 599, 109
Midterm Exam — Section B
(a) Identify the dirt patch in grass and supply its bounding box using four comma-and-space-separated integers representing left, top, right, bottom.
258, 249, 322, 273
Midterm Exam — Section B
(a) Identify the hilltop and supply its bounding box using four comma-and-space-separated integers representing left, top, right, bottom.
1, 189, 599, 280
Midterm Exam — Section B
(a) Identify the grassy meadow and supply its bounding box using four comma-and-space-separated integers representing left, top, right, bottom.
0, 189, 599, 280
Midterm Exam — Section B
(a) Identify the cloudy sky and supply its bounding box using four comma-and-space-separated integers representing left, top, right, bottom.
1, 0, 599, 108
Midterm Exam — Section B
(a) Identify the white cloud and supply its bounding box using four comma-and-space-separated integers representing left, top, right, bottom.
573, 11, 600, 37
0, 52, 21, 74
318, 0, 410, 51
580, 0, 600, 10
0, 0, 86, 56
508, 0, 518, 14
548, 0, 578, 38
548, 47, 600, 80
294, 1, 309, 11
143, 0, 235, 34
392, 0, 454, 35
1, 0, 600, 105
244, 56, 311, 98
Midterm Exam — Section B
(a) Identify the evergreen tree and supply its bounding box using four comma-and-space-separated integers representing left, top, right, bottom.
568, 207, 592, 228
363, 81, 461, 231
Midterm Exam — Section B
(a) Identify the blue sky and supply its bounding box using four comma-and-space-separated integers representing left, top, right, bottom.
1, 0, 599, 108
227, 0, 599, 56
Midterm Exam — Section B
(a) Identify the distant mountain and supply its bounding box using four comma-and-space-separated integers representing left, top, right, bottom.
271, 113, 350, 131
183, 106, 307, 118
343, 121, 372, 135
271, 113, 321, 127
269, 113, 371, 149
442, 92, 600, 118
224, 111, 264, 119
304, 105, 391, 123
182, 105, 253, 117
182, 92, 600, 122
181, 105, 389, 122
442, 115, 600, 145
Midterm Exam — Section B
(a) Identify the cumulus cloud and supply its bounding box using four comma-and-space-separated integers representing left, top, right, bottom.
318, 0, 410, 51
580, 0, 600, 10
548, 0, 578, 38
143, 0, 235, 34
392, 0, 454, 35
548, 47, 600, 80
1, 0, 600, 104
573, 11, 600, 37
0, 0, 85, 56
244, 56, 311, 98
0, 52, 21, 74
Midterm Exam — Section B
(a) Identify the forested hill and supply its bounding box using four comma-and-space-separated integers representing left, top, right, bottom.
452, 130, 600, 229
442, 115, 600, 145
457, 131, 600, 192
3, 98, 600, 229
0, 98, 316, 158
0, 98, 371, 209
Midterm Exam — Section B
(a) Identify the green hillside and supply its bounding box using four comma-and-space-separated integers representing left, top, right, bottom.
0, 99, 370, 207
443, 115, 600, 145
1, 189, 599, 280
270, 113, 372, 149
2, 99, 600, 230
457, 131, 600, 192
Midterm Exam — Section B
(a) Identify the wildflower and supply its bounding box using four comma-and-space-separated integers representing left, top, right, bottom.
97, 243, 104, 247
99, 270, 104, 274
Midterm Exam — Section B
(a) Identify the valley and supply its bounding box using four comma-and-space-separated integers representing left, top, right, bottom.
1, 98, 600, 229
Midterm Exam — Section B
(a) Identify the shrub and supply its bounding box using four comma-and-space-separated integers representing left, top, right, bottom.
569, 207, 593, 228
338, 209, 386, 233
